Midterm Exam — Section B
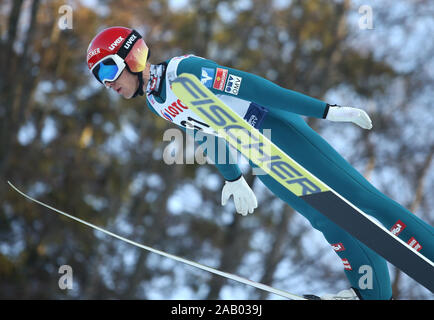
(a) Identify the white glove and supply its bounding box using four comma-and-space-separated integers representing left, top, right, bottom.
326, 105, 373, 130
221, 176, 258, 216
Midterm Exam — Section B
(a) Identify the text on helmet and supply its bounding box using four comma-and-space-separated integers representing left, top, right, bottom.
123, 34, 137, 50
87, 47, 101, 60
109, 36, 124, 51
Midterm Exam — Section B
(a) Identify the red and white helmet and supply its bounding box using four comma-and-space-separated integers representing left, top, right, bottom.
87, 26, 149, 86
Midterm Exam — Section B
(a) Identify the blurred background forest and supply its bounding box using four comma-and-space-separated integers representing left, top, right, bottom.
0, 0, 433, 299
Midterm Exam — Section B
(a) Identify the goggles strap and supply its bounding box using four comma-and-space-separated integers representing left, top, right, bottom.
117, 29, 142, 59
132, 71, 145, 98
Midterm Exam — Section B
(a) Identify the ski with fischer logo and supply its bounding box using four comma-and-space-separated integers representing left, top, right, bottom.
171, 72, 434, 293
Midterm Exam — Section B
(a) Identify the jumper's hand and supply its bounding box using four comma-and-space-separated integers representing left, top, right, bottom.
326, 105, 373, 130
221, 176, 258, 216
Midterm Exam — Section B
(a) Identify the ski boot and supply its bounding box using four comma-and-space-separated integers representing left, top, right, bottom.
303, 288, 361, 300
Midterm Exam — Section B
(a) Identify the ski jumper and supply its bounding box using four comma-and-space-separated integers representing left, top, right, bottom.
145, 55, 434, 300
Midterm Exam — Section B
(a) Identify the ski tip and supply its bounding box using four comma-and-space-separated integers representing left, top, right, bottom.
7, 180, 17, 189
7, 181, 24, 196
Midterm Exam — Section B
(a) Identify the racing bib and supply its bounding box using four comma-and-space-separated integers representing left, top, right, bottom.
147, 55, 267, 135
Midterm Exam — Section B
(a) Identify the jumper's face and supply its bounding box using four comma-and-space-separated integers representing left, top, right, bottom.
105, 69, 139, 99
